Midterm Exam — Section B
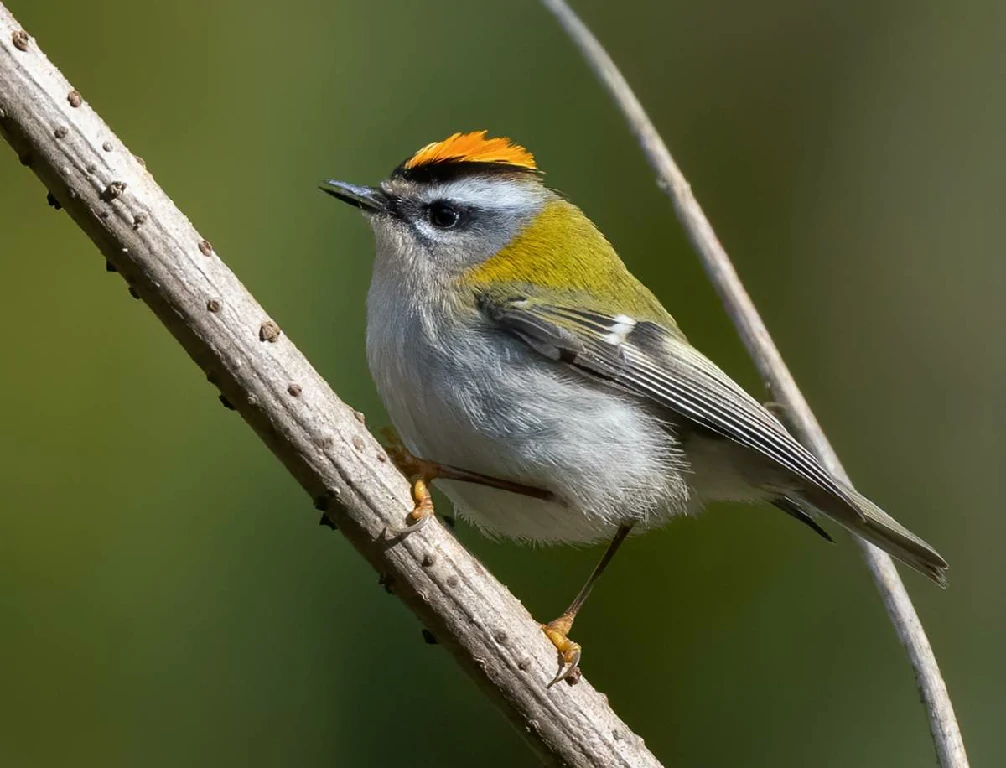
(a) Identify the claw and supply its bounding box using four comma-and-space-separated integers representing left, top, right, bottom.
386, 476, 436, 537
385, 509, 432, 537
542, 615, 583, 687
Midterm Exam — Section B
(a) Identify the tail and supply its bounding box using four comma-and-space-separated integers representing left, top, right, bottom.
785, 484, 948, 587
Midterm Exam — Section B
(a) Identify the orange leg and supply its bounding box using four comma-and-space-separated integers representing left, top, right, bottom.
543, 523, 633, 687
381, 428, 553, 533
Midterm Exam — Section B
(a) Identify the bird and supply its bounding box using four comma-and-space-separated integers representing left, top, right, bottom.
321, 131, 947, 685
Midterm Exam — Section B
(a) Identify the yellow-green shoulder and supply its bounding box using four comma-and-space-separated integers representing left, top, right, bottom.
460, 199, 679, 330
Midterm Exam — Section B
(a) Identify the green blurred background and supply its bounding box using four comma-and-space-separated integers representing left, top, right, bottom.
1, 1, 1002, 765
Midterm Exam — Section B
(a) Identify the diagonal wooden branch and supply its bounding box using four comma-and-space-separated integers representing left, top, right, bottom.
0, 7, 662, 767
537, 1, 968, 766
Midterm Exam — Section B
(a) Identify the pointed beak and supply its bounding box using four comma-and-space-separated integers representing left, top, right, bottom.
319, 180, 389, 214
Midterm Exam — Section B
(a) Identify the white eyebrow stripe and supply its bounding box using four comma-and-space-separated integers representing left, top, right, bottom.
420, 177, 546, 210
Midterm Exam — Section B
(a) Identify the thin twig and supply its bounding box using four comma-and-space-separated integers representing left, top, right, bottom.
0, 7, 663, 767
538, 1, 968, 766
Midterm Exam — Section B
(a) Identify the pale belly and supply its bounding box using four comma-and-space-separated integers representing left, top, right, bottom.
367, 310, 691, 544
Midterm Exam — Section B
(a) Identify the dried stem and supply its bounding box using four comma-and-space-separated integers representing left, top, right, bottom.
0, 6, 663, 767
538, 1, 968, 766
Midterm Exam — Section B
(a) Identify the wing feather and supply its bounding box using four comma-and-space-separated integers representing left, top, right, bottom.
478, 291, 860, 515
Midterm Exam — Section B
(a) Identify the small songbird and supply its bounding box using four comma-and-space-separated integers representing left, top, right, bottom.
322, 131, 947, 684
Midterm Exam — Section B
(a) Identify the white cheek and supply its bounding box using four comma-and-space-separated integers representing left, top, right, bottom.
413, 219, 437, 241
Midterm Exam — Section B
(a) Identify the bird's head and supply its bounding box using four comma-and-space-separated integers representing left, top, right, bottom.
323, 131, 665, 321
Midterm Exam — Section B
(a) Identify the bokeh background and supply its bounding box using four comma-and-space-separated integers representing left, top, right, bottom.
2, 1, 1002, 765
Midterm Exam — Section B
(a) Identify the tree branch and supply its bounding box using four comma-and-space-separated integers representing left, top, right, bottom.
537, 1, 968, 766
0, 7, 663, 767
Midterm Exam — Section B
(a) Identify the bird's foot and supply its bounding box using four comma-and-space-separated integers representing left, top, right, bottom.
381, 429, 440, 535
381, 427, 556, 537
542, 613, 583, 687
381, 475, 437, 536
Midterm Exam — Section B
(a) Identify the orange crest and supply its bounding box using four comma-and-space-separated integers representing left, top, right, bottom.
403, 131, 537, 172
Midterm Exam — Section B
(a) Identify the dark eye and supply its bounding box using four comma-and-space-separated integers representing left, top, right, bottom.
426, 201, 462, 229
